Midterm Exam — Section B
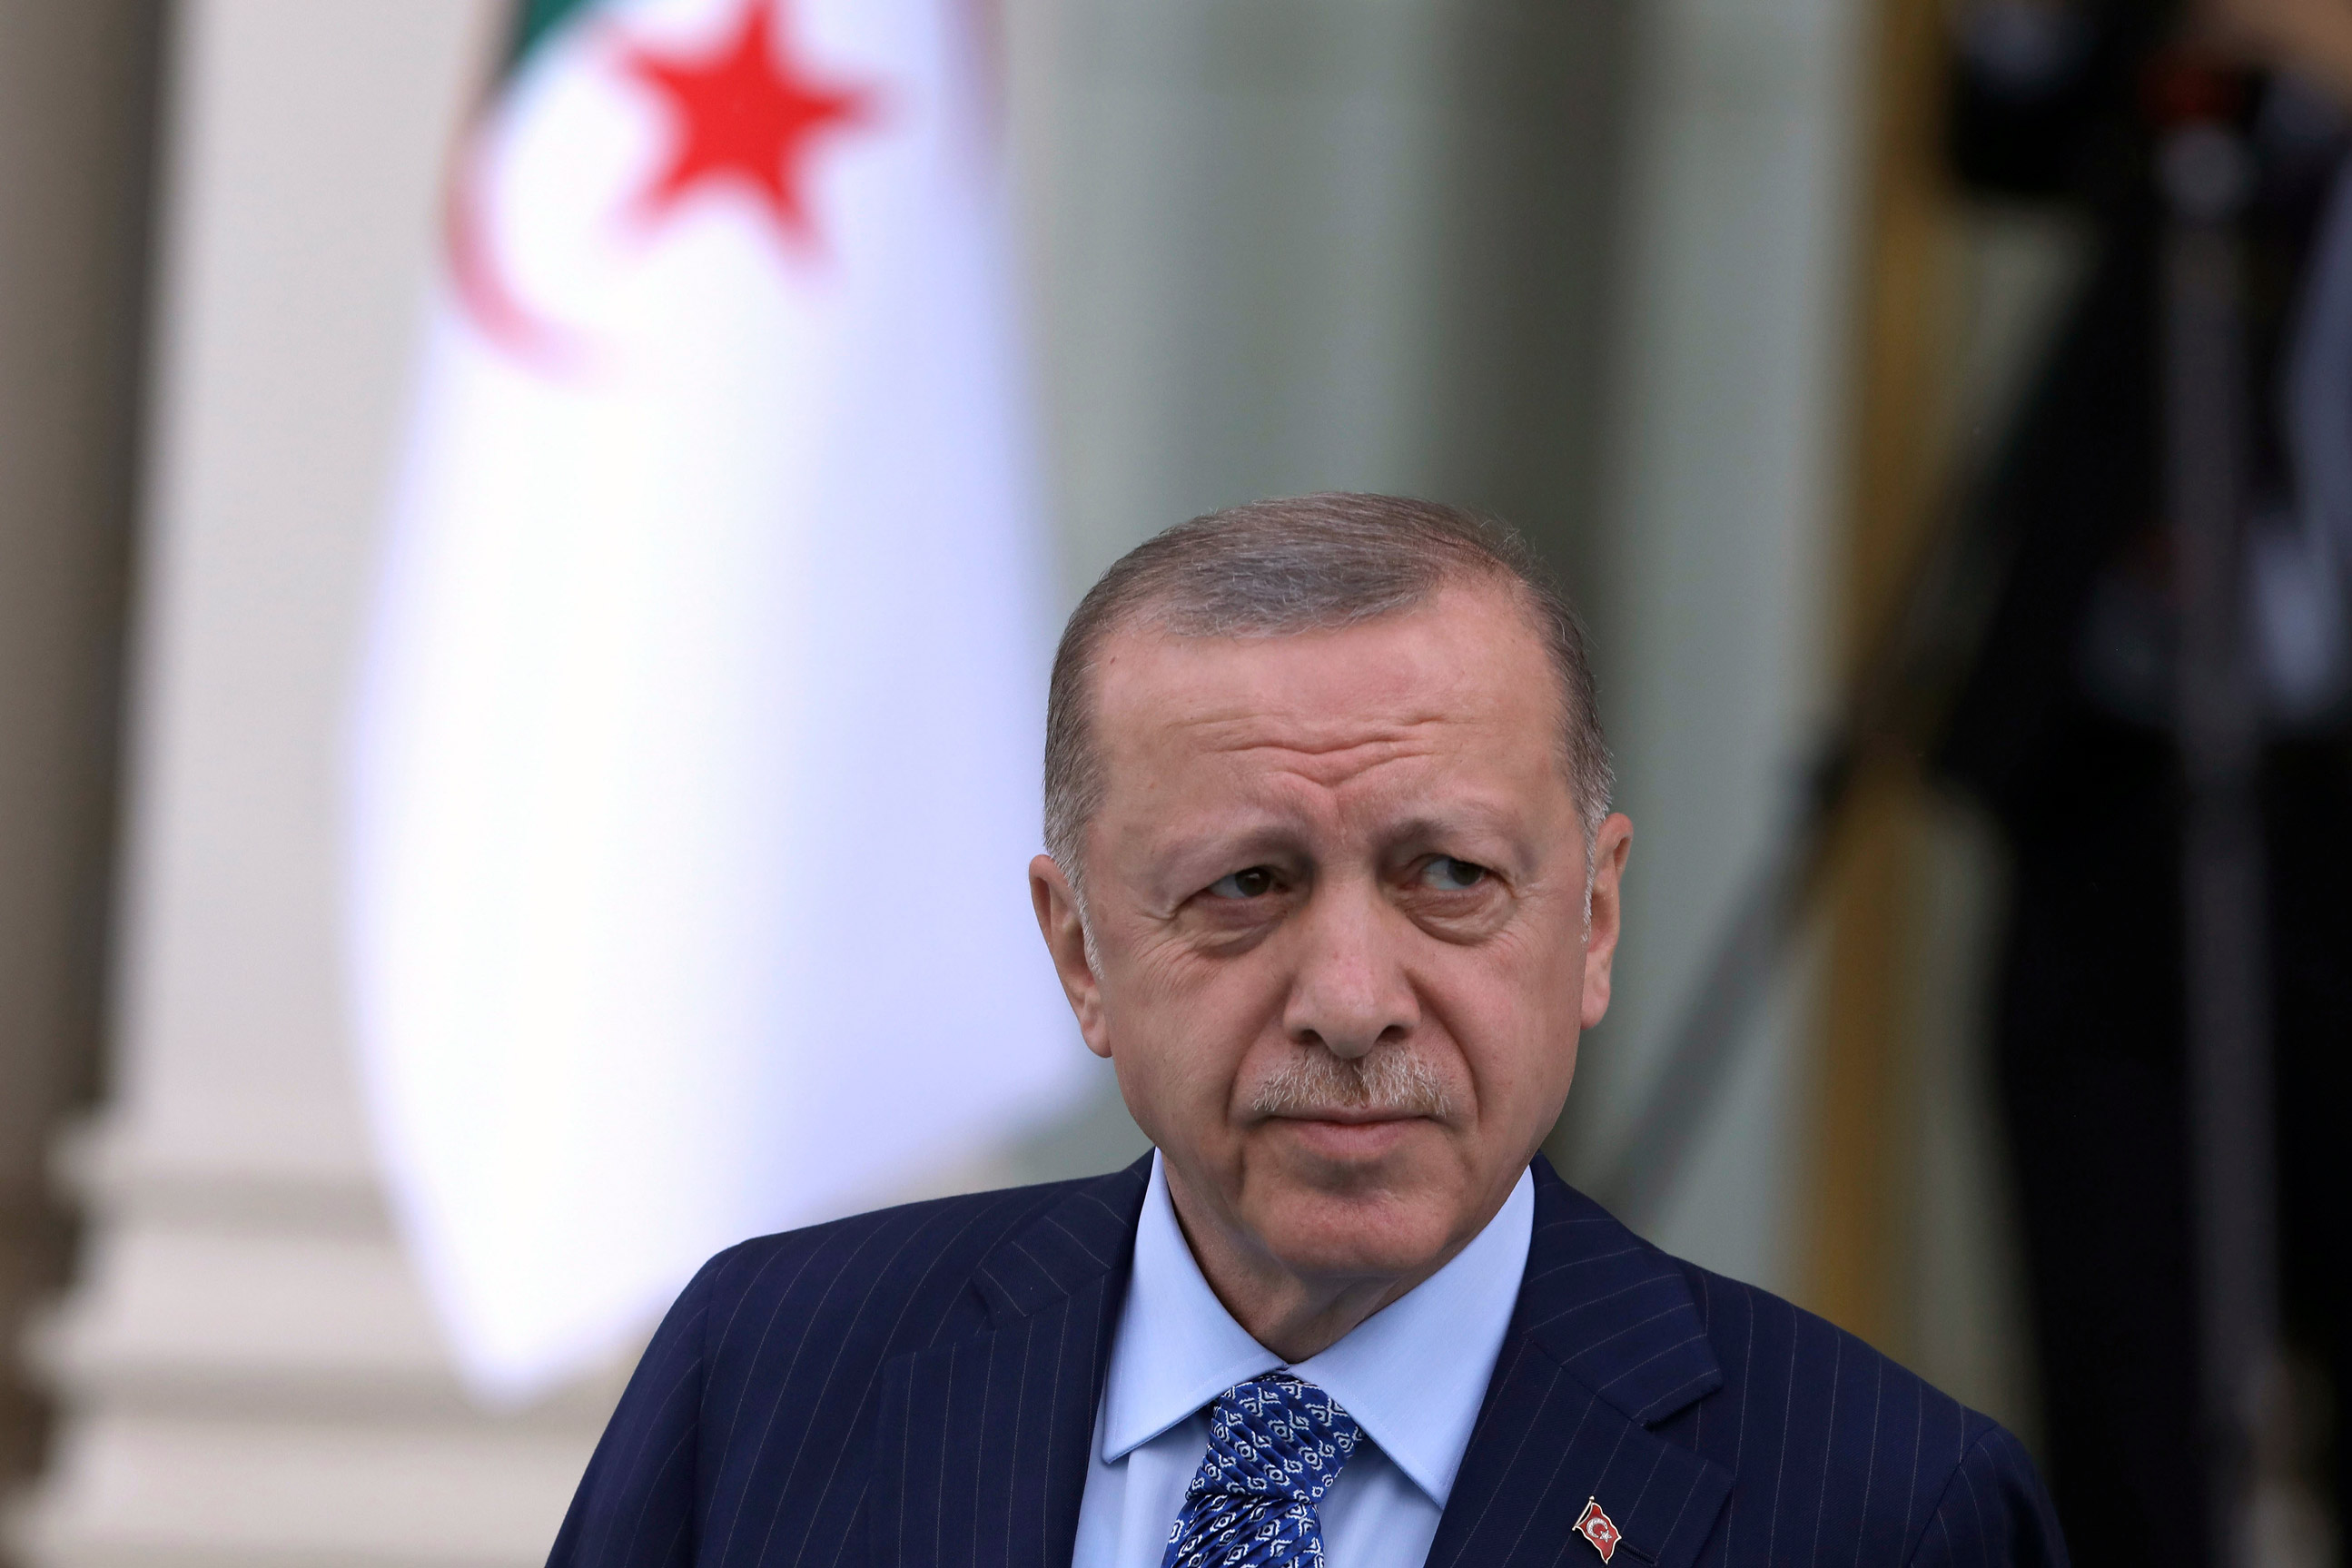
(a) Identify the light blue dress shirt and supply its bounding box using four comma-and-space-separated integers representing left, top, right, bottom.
1071, 1151, 1535, 1568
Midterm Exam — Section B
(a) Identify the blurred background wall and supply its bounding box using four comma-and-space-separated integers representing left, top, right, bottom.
0, 0, 2081, 1562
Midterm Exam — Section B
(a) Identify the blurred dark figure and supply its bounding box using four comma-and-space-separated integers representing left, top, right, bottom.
1942, 0, 2351, 1561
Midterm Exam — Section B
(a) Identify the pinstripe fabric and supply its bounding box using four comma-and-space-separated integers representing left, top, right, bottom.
547, 1155, 2067, 1568
1426, 1170, 2068, 1568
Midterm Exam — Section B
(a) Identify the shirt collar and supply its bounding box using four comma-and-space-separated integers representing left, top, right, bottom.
1099, 1149, 1534, 1509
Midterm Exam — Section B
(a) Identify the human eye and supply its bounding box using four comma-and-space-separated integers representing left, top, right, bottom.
1205, 866, 1280, 900
1417, 855, 1490, 891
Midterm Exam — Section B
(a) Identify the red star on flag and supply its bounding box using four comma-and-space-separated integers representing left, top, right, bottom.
1575, 1497, 1623, 1562
619, 0, 877, 250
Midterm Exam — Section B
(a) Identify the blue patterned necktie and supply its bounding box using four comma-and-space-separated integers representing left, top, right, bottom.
1159, 1373, 1363, 1568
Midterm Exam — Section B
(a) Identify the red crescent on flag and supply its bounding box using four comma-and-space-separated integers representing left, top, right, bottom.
444, 113, 597, 377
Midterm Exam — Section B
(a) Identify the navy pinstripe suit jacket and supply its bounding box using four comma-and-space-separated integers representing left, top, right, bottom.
548, 1154, 2067, 1568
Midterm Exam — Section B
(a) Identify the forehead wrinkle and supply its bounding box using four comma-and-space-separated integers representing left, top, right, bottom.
1087, 597, 1579, 872
1127, 700, 1533, 837
1168, 746, 1523, 851
1165, 706, 1468, 769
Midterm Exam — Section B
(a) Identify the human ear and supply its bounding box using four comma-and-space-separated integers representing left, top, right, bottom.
1578, 814, 1634, 1030
1030, 853, 1112, 1058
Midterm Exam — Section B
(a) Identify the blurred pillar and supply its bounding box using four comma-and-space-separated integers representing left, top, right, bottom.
1011, 0, 1630, 606
1805, 0, 1962, 1350
0, 0, 161, 1496
1549, 0, 1865, 1297
5, 5, 629, 1565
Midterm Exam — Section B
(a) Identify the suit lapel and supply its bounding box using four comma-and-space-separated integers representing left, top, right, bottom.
1426, 1159, 1733, 1568
869, 1159, 1149, 1568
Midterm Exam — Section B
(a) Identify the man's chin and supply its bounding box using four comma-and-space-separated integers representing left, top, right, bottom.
1239, 1124, 1464, 1275
1243, 1190, 1461, 1285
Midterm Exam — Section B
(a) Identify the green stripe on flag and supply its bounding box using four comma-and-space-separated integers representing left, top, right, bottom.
507, 0, 603, 73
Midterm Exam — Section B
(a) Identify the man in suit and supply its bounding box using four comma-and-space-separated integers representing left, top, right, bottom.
547, 494, 2069, 1567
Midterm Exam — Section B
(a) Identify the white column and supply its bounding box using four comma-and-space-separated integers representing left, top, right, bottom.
1011, 0, 1629, 597
1556, 0, 1863, 1294
6, 5, 629, 1563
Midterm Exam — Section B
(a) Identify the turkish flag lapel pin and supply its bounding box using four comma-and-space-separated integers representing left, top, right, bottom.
1574, 1497, 1623, 1563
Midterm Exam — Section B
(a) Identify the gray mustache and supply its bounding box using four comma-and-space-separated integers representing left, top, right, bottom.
1246, 1048, 1458, 1120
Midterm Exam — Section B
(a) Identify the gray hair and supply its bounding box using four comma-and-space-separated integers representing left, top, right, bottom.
1043, 493, 1613, 888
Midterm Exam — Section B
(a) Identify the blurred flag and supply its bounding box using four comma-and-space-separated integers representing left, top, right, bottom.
347, 0, 1082, 1405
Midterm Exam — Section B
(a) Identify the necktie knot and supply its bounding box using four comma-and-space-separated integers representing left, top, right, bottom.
1160, 1373, 1362, 1568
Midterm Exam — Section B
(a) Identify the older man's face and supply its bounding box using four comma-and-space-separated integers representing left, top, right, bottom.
1032, 578, 1632, 1288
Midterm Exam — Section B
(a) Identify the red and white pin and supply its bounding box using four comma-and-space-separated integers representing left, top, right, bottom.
1574, 1497, 1624, 1562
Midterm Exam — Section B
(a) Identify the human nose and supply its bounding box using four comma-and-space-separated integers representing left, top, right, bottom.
1280, 876, 1419, 1060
